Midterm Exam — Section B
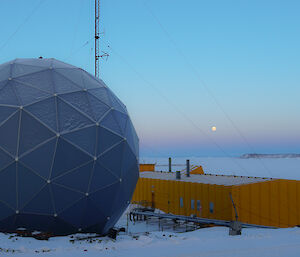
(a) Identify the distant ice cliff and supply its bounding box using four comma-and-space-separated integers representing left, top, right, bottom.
240, 154, 300, 159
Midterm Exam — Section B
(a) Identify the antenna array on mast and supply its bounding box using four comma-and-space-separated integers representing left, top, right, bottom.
95, 0, 109, 78
95, 0, 100, 78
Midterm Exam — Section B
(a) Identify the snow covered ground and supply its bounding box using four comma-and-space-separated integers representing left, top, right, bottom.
1, 224, 300, 256
1, 157, 299, 256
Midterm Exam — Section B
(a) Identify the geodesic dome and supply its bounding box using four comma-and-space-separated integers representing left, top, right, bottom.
0, 58, 139, 235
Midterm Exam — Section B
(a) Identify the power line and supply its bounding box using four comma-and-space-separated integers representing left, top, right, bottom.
69, 0, 85, 58
103, 41, 250, 175
0, 0, 46, 53
143, 2, 273, 177
64, 37, 94, 61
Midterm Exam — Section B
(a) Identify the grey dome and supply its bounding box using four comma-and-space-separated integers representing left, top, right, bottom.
0, 58, 139, 235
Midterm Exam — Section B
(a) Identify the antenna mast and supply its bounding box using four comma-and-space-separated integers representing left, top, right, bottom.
95, 0, 100, 78
95, 0, 109, 78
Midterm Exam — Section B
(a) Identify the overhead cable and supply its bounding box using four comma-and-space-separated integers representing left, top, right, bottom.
0, 0, 47, 53
143, 2, 273, 177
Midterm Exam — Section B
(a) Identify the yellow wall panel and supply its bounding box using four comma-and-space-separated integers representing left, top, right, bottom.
297, 182, 300, 225
179, 182, 185, 215
208, 185, 215, 219
231, 187, 239, 221
224, 186, 232, 221
279, 180, 289, 227
170, 181, 176, 214
174, 181, 180, 215
184, 182, 191, 216
240, 185, 250, 223
214, 186, 221, 220
287, 180, 297, 226
132, 176, 300, 228
260, 182, 270, 226
195, 183, 202, 217
139, 164, 155, 172
250, 183, 260, 225
190, 183, 197, 216
269, 180, 280, 227
202, 184, 209, 218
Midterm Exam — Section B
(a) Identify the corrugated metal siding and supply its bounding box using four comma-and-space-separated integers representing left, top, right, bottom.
132, 177, 233, 221
231, 179, 300, 228
132, 176, 300, 228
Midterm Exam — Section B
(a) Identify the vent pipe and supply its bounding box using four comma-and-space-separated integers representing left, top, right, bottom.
186, 159, 190, 177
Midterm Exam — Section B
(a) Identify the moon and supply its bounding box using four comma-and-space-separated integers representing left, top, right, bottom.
211, 126, 217, 132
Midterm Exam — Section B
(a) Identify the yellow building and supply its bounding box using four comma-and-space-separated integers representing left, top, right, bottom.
139, 164, 156, 172
132, 171, 300, 228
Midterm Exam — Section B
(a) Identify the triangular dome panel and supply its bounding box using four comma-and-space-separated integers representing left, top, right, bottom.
0, 81, 20, 106
20, 138, 57, 179
22, 185, 54, 215
0, 202, 14, 221
125, 119, 139, 157
54, 68, 84, 89
57, 98, 94, 133
53, 161, 94, 193
15, 70, 55, 93
51, 183, 84, 213
18, 163, 46, 210
82, 72, 103, 89
121, 143, 138, 178
19, 111, 56, 155
80, 199, 106, 229
0, 148, 14, 171
89, 182, 120, 217
51, 138, 93, 178
0, 64, 10, 82
88, 88, 111, 106
0, 111, 20, 156
97, 141, 125, 178
57, 197, 86, 228
113, 110, 128, 134
0, 163, 17, 209
89, 162, 119, 193
0, 105, 18, 126
11, 63, 48, 78
52, 71, 82, 94
107, 91, 127, 114
96, 126, 124, 156
60, 91, 95, 120
62, 125, 97, 156
25, 97, 57, 131
100, 111, 124, 136
86, 92, 110, 122
13, 80, 51, 106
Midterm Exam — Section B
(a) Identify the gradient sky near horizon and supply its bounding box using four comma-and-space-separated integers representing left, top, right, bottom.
1, 0, 299, 157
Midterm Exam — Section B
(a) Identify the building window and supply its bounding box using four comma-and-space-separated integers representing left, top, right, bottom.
209, 202, 214, 214
197, 200, 201, 211
180, 197, 184, 208
191, 199, 195, 210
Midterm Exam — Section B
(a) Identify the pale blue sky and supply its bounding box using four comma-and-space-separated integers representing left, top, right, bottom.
1, 0, 299, 157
